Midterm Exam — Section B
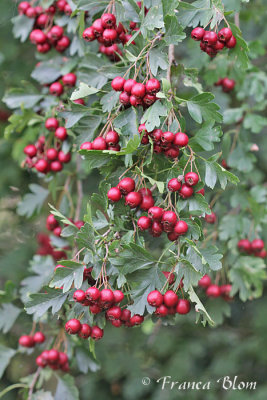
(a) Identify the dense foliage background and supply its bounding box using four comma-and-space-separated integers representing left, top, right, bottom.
0, 0, 267, 399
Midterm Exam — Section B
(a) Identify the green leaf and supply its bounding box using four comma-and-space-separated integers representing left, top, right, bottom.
49, 204, 76, 227
223, 108, 244, 124
70, 82, 99, 100
135, 168, 165, 193
49, 261, 84, 292
75, 347, 101, 373
190, 121, 222, 151
31, 62, 62, 85
79, 149, 112, 169
100, 91, 120, 113
228, 143, 255, 173
186, 241, 223, 272
0, 304, 21, 334
110, 243, 155, 275
25, 288, 69, 318
141, 5, 164, 34
17, 184, 49, 218
12, 15, 34, 42
76, 223, 96, 253
205, 297, 231, 326
187, 92, 222, 124
164, 15, 186, 45
55, 374, 79, 400
141, 101, 168, 132
243, 113, 267, 134
188, 286, 214, 326
32, 391, 54, 400
3, 89, 43, 110
149, 48, 168, 76
0, 345, 16, 379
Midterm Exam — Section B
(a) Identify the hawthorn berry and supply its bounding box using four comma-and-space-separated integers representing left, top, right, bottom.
19, 335, 35, 348
105, 130, 119, 145
173, 132, 189, 147
220, 284, 232, 300
49, 82, 63, 96
118, 177, 135, 195
35, 159, 49, 173
45, 117, 59, 131
78, 324, 91, 339
205, 212, 216, 224
206, 284, 221, 298
174, 220, 188, 235
225, 35, 236, 48
179, 184, 194, 199
62, 73, 77, 87
55, 127, 67, 141
101, 13, 116, 28
89, 304, 101, 314
161, 211, 177, 229
145, 78, 160, 95
30, 29, 46, 44
238, 239, 251, 252
65, 319, 81, 334
56, 36, 70, 52
130, 95, 142, 107
148, 206, 163, 221
58, 352, 68, 366
256, 249, 267, 258
140, 195, 154, 211
100, 288, 114, 305
151, 129, 163, 142
150, 221, 163, 237
108, 187, 122, 202
198, 275, 211, 288
155, 304, 169, 317
80, 142, 92, 150
131, 83, 146, 98
185, 172, 199, 186
197, 188, 205, 196
130, 314, 144, 326
137, 216, 152, 231
124, 79, 136, 93
73, 290, 86, 303
168, 178, 181, 192
18, 1, 30, 14
222, 78, 235, 92
251, 239, 264, 252
112, 320, 122, 327
106, 306, 122, 320
163, 290, 178, 307
46, 148, 58, 161
138, 188, 153, 197
85, 287, 100, 301
91, 326, 104, 340
176, 299, 191, 314
58, 151, 71, 163
125, 191, 142, 208
218, 27, 232, 42
162, 271, 175, 285
48, 349, 59, 363
191, 27, 205, 41
167, 231, 179, 241
113, 290, 124, 303
111, 76, 125, 91
103, 28, 117, 44
24, 144, 37, 158
121, 309, 131, 322
92, 137, 107, 150
83, 26, 95, 42
203, 31, 218, 45
119, 91, 130, 105
33, 331, 46, 344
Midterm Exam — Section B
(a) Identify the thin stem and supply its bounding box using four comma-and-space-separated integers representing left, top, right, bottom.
28, 367, 41, 400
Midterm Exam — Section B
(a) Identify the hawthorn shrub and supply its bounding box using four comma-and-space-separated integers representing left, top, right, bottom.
0, 0, 266, 398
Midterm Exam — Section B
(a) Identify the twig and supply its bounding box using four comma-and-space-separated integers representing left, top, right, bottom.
28, 367, 41, 400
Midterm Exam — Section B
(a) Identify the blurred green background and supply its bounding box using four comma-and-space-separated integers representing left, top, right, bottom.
0, 1, 267, 399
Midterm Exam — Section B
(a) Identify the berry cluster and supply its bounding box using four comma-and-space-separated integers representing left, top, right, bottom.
36, 233, 67, 260
46, 213, 84, 237
80, 130, 121, 152
65, 319, 103, 340
112, 77, 161, 108
238, 239, 266, 258
48, 72, 77, 96
215, 77, 235, 92
19, 332, 46, 348
139, 125, 189, 158
167, 172, 200, 199
18, 1, 72, 54
198, 275, 232, 301
204, 211, 217, 224
36, 349, 69, 372
147, 290, 191, 316
24, 117, 71, 174
191, 27, 236, 57
83, 12, 136, 62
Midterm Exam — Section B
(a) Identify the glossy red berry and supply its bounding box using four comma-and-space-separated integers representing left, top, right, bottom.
35, 159, 49, 173
124, 79, 136, 93
85, 287, 100, 301
100, 288, 114, 305
130, 314, 144, 326
112, 320, 122, 327
238, 239, 251, 252
24, 144, 37, 158
205, 212, 216, 224
251, 239, 264, 252
78, 324, 91, 339
197, 188, 205, 196
111, 76, 125, 91
49, 82, 63, 96
174, 220, 188, 235
73, 290, 86, 303
162, 211, 177, 229
55, 127, 67, 141
168, 178, 181, 192
108, 187, 122, 202
151, 128, 163, 142
46, 214, 58, 230
92, 137, 107, 150
19, 335, 35, 348
179, 184, 194, 199
50, 25, 64, 40
147, 290, 163, 307
147, 207, 162, 222
118, 177, 135, 195
119, 91, 130, 106
130, 95, 142, 107
113, 290, 124, 303
256, 249, 267, 258
58, 352, 68, 366
125, 191, 142, 208
33, 331, 46, 344
185, 172, 199, 186
56, 0, 68, 11
80, 142, 92, 150
138, 188, 152, 197
191, 27, 205, 41
83, 26, 95, 42
161, 131, 174, 143
222, 78, 235, 92
53, 226, 62, 237
150, 221, 163, 237
45, 117, 59, 131
121, 309, 131, 322
101, 13, 116, 28
62, 73, 77, 87
46, 148, 58, 161
103, 28, 117, 44
198, 274, 212, 288
218, 27, 232, 42
176, 299, 191, 314
220, 284, 232, 298
137, 216, 152, 231
131, 83, 146, 98
206, 284, 221, 298
143, 94, 156, 105
105, 130, 119, 145
155, 304, 169, 317
36, 355, 46, 367
18, 2, 30, 14
26, 7, 36, 18
91, 326, 104, 340
140, 195, 154, 211
173, 132, 189, 147
48, 349, 59, 363
58, 151, 71, 163
89, 304, 101, 314
30, 29, 47, 44
162, 271, 175, 285
163, 290, 178, 307
225, 35, 236, 48
167, 231, 179, 241
145, 78, 160, 95
214, 40, 225, 51
106, 306, 122, 320
56, 36, 70, 51
203, 31, 218, 45
65, 319, 82, 334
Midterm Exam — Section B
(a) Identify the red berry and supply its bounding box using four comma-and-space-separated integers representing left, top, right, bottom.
130, 314, 144, 326
113, 290, 124, 303
103, 28, 117, 44
220, 284, 232, 298
83, 26, 95, 42
18, 1, 30, 14
168, 178, 181, 192
191, 27, 205, 41
80, 142, 92, 150
19, 335, 35, 348
46, 148, 58, 161
130, 95, 142, 107
121, 309, 131, 322
55, 127, 67, 141
147, 290, 163, 307
222, 78, 235, 92
111, 320, 122, 327
125, 191, 142, 208
148, 206, 163, 221
156, 304, 169, 317
162, 211, 177, 230
214, 40, 225, 51
131, 83, 146, 98
75, 221, 84, 229
30, 29, 47, 44
35, 159, 49, 173
58, 151, 71, 163
33, 331, 46, 344
91, 326, 104, 340
205, 212, 216, 224
64, 4, 72, 15
179, 184, 194, 199
100, 288, 114, 305
53, 226, 62, 236
198, 275, 211, 288
151, 129, 163, 142
50, 25, 64, 40
62, 73, 77, 87
251, 239, 264, 252
78, 323, 91, 339
119, 91, 130, 106
48, 349, 59, 363
49, 82, 63, 96
174, 220, 188, 235
137, 216, 152, 231
161, 131, 174, 143
106, 306, 122, 320
150, 221, 163, 237
164, 147, 180, 158
58, 352, 68, 366
65, 319, 82, 334
197, 188, 205, 196
238, 239, 251, 253
89, 304, 101, 314
24, 144, 37, 158
108, 187, 122, 202
92, 137, 107, 150
163, 290, 178, 307
143, 94, 156, 105
45, 117, 59, 131
73, 290, 86, 303
118, 177, 135, 195
225, 36, 236, 48
206, 284, 221, 298
138, 188, 152, 197
145, 78, 160, 95
36, 355, 46, 367
85, 287, 100, 301
176, 299, 191, 314
108, 145, 121, 151
56, 36, 70, 52
140, 195, 154, 211
56, 0, 67, 11
173, 132, 189, 147
167, 231, 179, 241
185, 172, 199, 186
218, 27, 232, 42
124, 79, 136, 93
26, 7, 36, 18
111, 76, 125, 91
101, 13, 116, 28
46, 214, 58, 230
203, 31, 218, 45
256, 249, 267, 258
105, 130, 119, 145
162, 271, 175, 285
